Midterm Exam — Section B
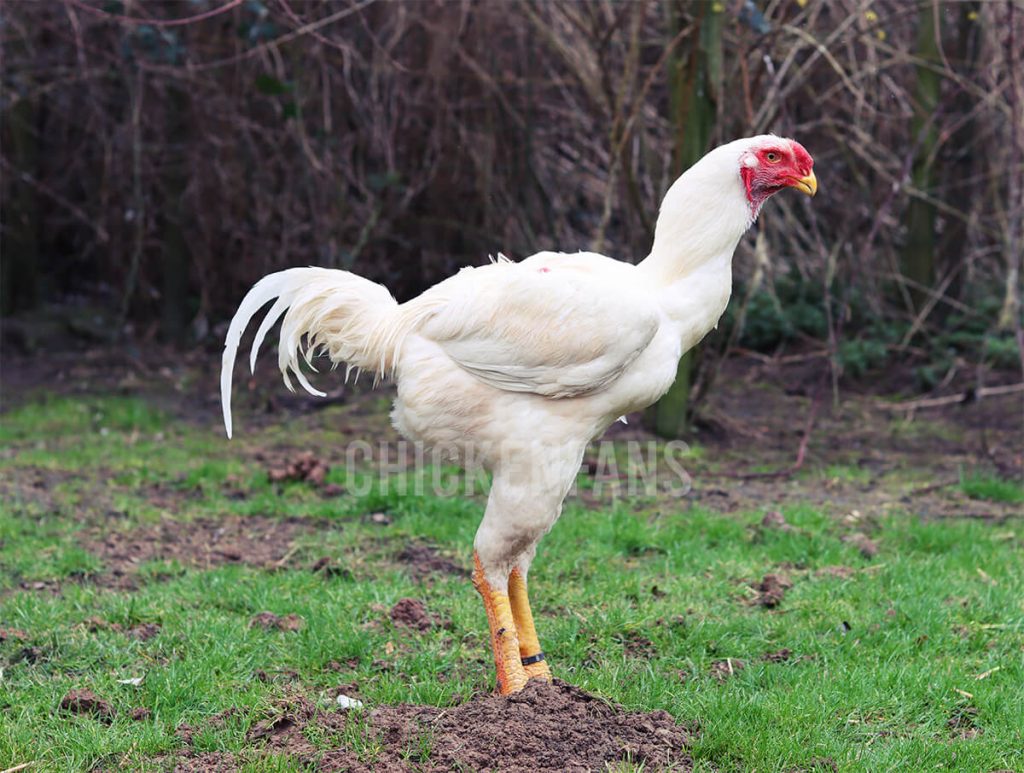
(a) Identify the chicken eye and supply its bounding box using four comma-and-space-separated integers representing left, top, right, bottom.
765, 151, 780, 163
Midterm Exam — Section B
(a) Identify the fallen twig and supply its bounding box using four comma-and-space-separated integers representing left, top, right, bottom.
908, 477, 958, 497
877, 383, 1024, 412
272, 544, 301, 570
733, 348, 831, 365
975, 666, 1001, 680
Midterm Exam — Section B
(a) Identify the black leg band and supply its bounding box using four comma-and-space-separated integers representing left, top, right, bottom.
520, 652, 546, 666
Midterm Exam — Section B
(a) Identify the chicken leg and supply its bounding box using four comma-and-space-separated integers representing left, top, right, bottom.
473, 553, 529, 694
509, 568, 551, 682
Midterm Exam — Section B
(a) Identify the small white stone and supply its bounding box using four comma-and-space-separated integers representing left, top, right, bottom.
336, 694, 364, 710
118, 677, 144, 686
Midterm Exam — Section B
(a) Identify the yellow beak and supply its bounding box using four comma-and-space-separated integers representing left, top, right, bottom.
789, 171, 818, 197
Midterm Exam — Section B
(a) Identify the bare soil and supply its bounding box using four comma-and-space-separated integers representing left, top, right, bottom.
84, 515, 313, 588
170, 680, 693, 772
685, 355, 1023, 520
395, 542, 469, 580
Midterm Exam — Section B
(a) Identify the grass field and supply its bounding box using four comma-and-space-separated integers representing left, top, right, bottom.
1, 389, 1022, 772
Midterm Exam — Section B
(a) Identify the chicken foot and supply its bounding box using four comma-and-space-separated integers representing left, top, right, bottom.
472, 552, 529, 694
509, 567, 552, 682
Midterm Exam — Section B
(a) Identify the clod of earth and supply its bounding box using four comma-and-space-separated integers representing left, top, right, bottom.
128, 622, 161, 641
325, 658, 360, 672
130, 707, 151, 721
395, 542, 468, 579
710, 658, 746, 682
83, 616, 111, 632
389, 598, 433, 631
0, 627, 28, 642
16, 646, 43, 664
266, 451, 329, 486
618, 630, 657, 659
656, 615, 688, 632
843, 532, 879, 558
309, 556, 353, 580
170, 681, 693, 772
60, 690, 114, 722
947, 705, 982, 740
255, 668, 300, 683
754, 573, 793, 608
19, 579, 60, 593
250, 612, 305, 631
760, 510, 794, 531
761, 648, 794, 663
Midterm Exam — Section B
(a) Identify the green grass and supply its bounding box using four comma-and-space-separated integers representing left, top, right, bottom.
960, 471, 1024, 504
1, 394, 1023, 771
0, 395, 169, 443
819, 464, 873, 484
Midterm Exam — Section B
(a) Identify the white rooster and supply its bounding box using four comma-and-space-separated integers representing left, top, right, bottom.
221, 135, 816, 694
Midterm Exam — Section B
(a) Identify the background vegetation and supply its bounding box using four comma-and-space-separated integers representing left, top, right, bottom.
3, 1, 1023, 426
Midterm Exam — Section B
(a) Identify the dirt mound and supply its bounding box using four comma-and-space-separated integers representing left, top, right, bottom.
389, 597, 434, 631
171, 680, 693, 772
86, 515, 308, 587
60, 689, 114, 722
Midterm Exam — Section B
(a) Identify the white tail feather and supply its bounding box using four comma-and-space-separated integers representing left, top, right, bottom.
221, 267, 401, 438
249, 296, 289, 374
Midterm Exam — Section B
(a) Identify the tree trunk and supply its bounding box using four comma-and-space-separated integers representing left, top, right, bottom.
2, 96, 41, 315
160, 85, 191, 343
937, 2, 981, 306
902, 1, 941, 312
647, 0, 722, 438
997, 2, 1022, 337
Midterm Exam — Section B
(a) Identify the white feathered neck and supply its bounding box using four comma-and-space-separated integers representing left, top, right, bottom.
640, 136, 773, 283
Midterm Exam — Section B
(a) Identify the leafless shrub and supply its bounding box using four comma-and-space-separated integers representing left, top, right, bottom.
2, 0, 1020, 384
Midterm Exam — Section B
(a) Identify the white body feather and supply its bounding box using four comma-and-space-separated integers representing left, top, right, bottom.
221, 136, 775, 585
